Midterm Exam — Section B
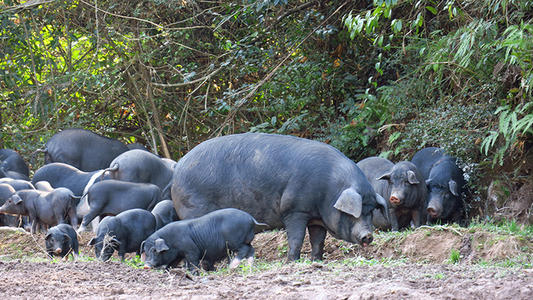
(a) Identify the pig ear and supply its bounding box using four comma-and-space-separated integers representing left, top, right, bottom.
155, 238, 169, 253
45, 233, 52, 240
333, 188, 362, 218
376, 171, 391, 181
407, 170, 420, 185
88, 238, 96, 246
375, 193, 387, 210
448, 180, 459, 197
12, 195, 23, 205
140, 241, 146, 254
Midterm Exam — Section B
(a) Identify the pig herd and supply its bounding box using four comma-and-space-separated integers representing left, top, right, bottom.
0, 129, 466, 272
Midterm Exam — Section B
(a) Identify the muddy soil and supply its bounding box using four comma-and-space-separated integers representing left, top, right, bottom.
0, 260, 531, 299
0, 227, 532, 299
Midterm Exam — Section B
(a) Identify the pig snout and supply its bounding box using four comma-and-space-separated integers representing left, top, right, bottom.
389, 196, 401, 205
427, 198, 442, 218
351, 218, 374, 247
54, 248, 62, 254
427, 206, 439, 218
360, 233, 373, 247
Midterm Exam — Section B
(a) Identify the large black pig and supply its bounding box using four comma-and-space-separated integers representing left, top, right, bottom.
171, 133, 385, 261
141, 208, 264, 271
78, 180, 161, 232
40, 128, 130, 172
358, 157, 427, 231
89, 208, 156, 261
411, 147, 465, 224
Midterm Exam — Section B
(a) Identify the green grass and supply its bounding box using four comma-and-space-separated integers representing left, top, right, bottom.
122, 255, 145, 269
449, 249, 461, 264
333, 256, 409, 267
477, 256, 533, 269
467, 219, 533, 238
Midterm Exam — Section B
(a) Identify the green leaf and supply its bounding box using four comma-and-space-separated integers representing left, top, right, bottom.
425, 6, 437, 15
388, 131, 401, 144
391, 19, 402, 33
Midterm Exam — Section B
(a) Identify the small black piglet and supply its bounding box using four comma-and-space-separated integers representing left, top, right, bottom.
45, 223, 79, 260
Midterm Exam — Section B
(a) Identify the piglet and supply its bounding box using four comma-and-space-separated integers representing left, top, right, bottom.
89, 208, 156, 261
45, 224, 79, 260
141, 208, 266, 273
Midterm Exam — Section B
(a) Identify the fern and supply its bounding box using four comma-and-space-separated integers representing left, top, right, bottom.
481, 103, 533, 166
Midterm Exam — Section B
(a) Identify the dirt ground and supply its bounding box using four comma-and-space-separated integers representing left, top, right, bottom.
0, 227, 532, 299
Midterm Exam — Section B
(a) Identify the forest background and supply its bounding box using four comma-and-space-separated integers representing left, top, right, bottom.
0, 0, 531, 223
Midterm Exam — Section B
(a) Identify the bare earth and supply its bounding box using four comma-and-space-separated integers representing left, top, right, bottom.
0, 228, 532, 299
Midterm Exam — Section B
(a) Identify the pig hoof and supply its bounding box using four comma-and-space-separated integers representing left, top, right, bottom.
229, 258, 241, 269
246, 257, 254, 266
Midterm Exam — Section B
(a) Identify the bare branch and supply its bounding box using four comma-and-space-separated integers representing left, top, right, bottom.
151, 64, 227, 88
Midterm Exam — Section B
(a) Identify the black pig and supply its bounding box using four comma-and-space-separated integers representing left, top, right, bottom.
45, 223, 79, 260
358, 157, 427, 230
171, 133, 385, 261
142, 208, 265, 272
78, 180, 161, 232
89, 208, 156, 261
411, 147, 465, 224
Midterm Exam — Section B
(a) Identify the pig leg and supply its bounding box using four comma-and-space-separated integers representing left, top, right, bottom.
245, 246, 255, 266
283, 213, 310, 261
390, 210, 399, 231
184, 252, 201, 274
78, 207, 101, 232
229, 244, 254, 269
411, 209, 421, 228
308, 225, 326, 261
202, 260, 215, 271
90, 216, 100, 233
118, 244, 127, 261
68, 209, 78, 229
30, 218, 38, 234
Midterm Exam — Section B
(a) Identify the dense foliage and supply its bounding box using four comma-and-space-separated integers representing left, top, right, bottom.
1, 0, 531, 222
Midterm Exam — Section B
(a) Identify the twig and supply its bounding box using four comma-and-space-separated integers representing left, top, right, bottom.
78, 0, 163, 29
1, 0, 56, 13
416, 225, 463, 236
151, 64, 226, 88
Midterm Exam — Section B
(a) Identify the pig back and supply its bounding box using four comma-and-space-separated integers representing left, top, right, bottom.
411, 147, 445, 179
357, 157, 394, 199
